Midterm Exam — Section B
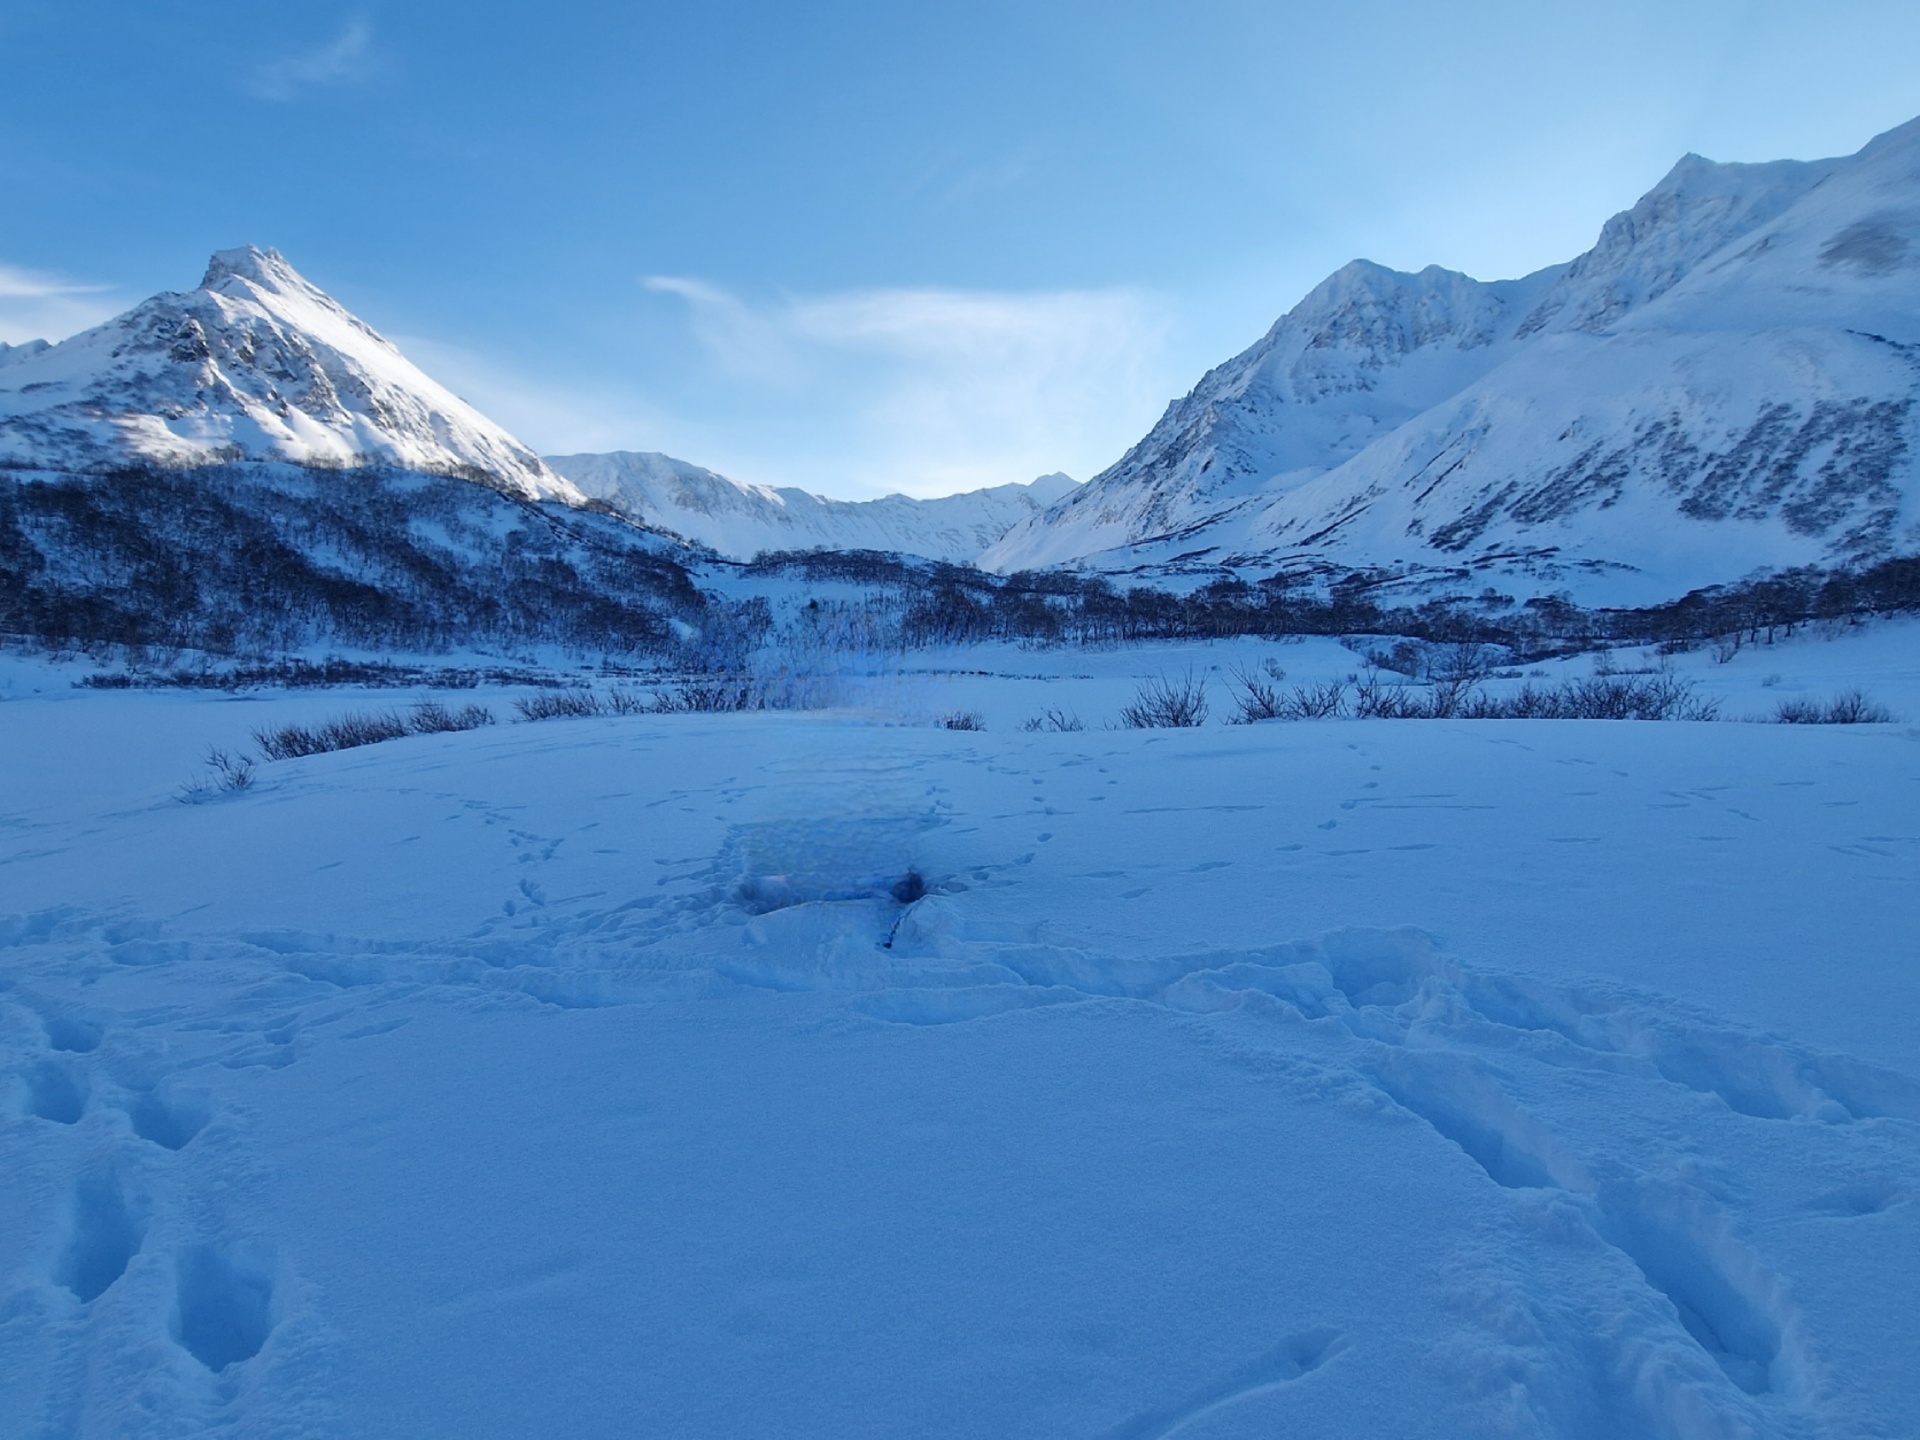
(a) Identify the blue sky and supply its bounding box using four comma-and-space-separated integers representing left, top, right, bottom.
3, 1, 1918, 498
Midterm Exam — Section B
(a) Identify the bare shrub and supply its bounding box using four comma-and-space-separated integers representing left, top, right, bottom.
938, 711, 986, 731
1120, 672, 1209, 728
513, 690, 603, 721
1824, 690, 1894, 723
650, 676, 758, 713
177, 747, 255, 803
408, 700, 494, 733
321, 711, 412, 748
1776, 689, 1894, 724
604, 688, 653, 716
252, 710, 409, 758
1019, 707, 1085, 732
1352, 677, 1430, 719
1228, 665, 1285, 723
1284, 681, 1348, 719
251, 722, 326, 760
1228, 672, 1718, 724
253, 700, 493, 760
1462, 675, 1718, 721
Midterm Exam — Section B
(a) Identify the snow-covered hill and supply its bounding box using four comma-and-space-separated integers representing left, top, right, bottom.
0, 248, 582, 503
546, 450, 1077, 563
984, 117, 1920, 604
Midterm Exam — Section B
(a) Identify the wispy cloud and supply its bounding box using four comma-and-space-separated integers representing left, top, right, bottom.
390, 333, 680, 459
643, 277, 1173, 496
0, 262, 121, 345
247, 18, 379, 102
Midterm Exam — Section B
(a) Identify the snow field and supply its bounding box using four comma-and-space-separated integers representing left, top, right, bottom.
0, 626, 1915, 1437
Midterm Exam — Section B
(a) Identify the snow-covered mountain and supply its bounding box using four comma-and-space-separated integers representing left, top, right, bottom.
0, 247, 582, 503
984, 117, 1920, 603
547, 449, 1078, 564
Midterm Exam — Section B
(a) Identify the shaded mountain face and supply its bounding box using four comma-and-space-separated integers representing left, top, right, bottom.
547, 450, 1077, 564
984, 118, 1920, 604
0, 248, 579, 503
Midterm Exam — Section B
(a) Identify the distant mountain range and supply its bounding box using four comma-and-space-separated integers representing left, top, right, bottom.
546, 451, 1075, 564
5, 115, 1919, 610
0, 246, 1074, 567
984, 116, 1920, 605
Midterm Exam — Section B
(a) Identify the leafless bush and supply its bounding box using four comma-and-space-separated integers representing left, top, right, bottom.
1228, 672, 1718, 724
1284, 681, 1349, 719
649, 676, 758, 712
1775, 689, 1894, 724
255, 700, 494, 758
513, 690, 603, 721
407, 700, 494, 733
1353, 674, 1483, 719
253, 710, 412, 759
604, 688, 653, 716
1019, 707, 1085, 732
936, 710, 986, 730
177, 747, 255, 803
1461, 675, 1719, 721
1228, 665, 1285, 723
1119, 672, 1209, 728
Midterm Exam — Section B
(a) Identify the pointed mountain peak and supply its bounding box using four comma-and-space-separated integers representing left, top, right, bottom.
0, 248, 580, 504
199, 245, 311, 298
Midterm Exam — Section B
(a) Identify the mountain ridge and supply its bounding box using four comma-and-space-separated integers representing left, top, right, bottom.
984, 117, 1920, 604
0, 246, 581, 503
546, 450, 1077, 564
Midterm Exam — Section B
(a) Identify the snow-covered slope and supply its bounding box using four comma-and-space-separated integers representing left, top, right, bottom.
985, 118, 1920, 602
0, 248, 581, 503
547, 449, 1077, 563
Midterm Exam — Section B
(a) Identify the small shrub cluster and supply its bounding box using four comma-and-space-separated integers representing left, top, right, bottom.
1019, 707, 1085, 732
513, 689, 605, 721
1230, 672, 1344, 722
254, 700, 493, 759
1460, 676, 1719, 721
649, 677, 758, 713
407, 700, 499, 733
1228, 672, 1721, 724
1775, 689, 1895, 724
176, 747, 255, 803
1119, 673, 1209, 729
938, 711, 986, 731
513, 677, 766, 720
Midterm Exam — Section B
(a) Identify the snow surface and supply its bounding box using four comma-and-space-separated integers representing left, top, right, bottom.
985, 117, 1920, 603
547, 450, 1078, 563
0, 248, 580, 503
1, 624, 1916, 1438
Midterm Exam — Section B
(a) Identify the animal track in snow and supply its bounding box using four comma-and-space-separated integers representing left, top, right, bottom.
173, 1244, 276, 1372
26, 1059, 86, 1124
56, 1173, 145, 1304
128, 1088, 210, 1151
42, 1013, 103, 1053
873, 920, 1912, 1427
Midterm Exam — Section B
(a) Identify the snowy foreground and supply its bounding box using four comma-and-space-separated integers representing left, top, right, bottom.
1, 631, 1917, 1439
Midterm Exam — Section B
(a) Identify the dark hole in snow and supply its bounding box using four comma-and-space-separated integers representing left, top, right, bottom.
174, 1246, 275, 1372
891, 870, 927, 905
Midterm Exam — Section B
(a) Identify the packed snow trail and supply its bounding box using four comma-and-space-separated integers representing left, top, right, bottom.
1, 658, 1916, 1437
